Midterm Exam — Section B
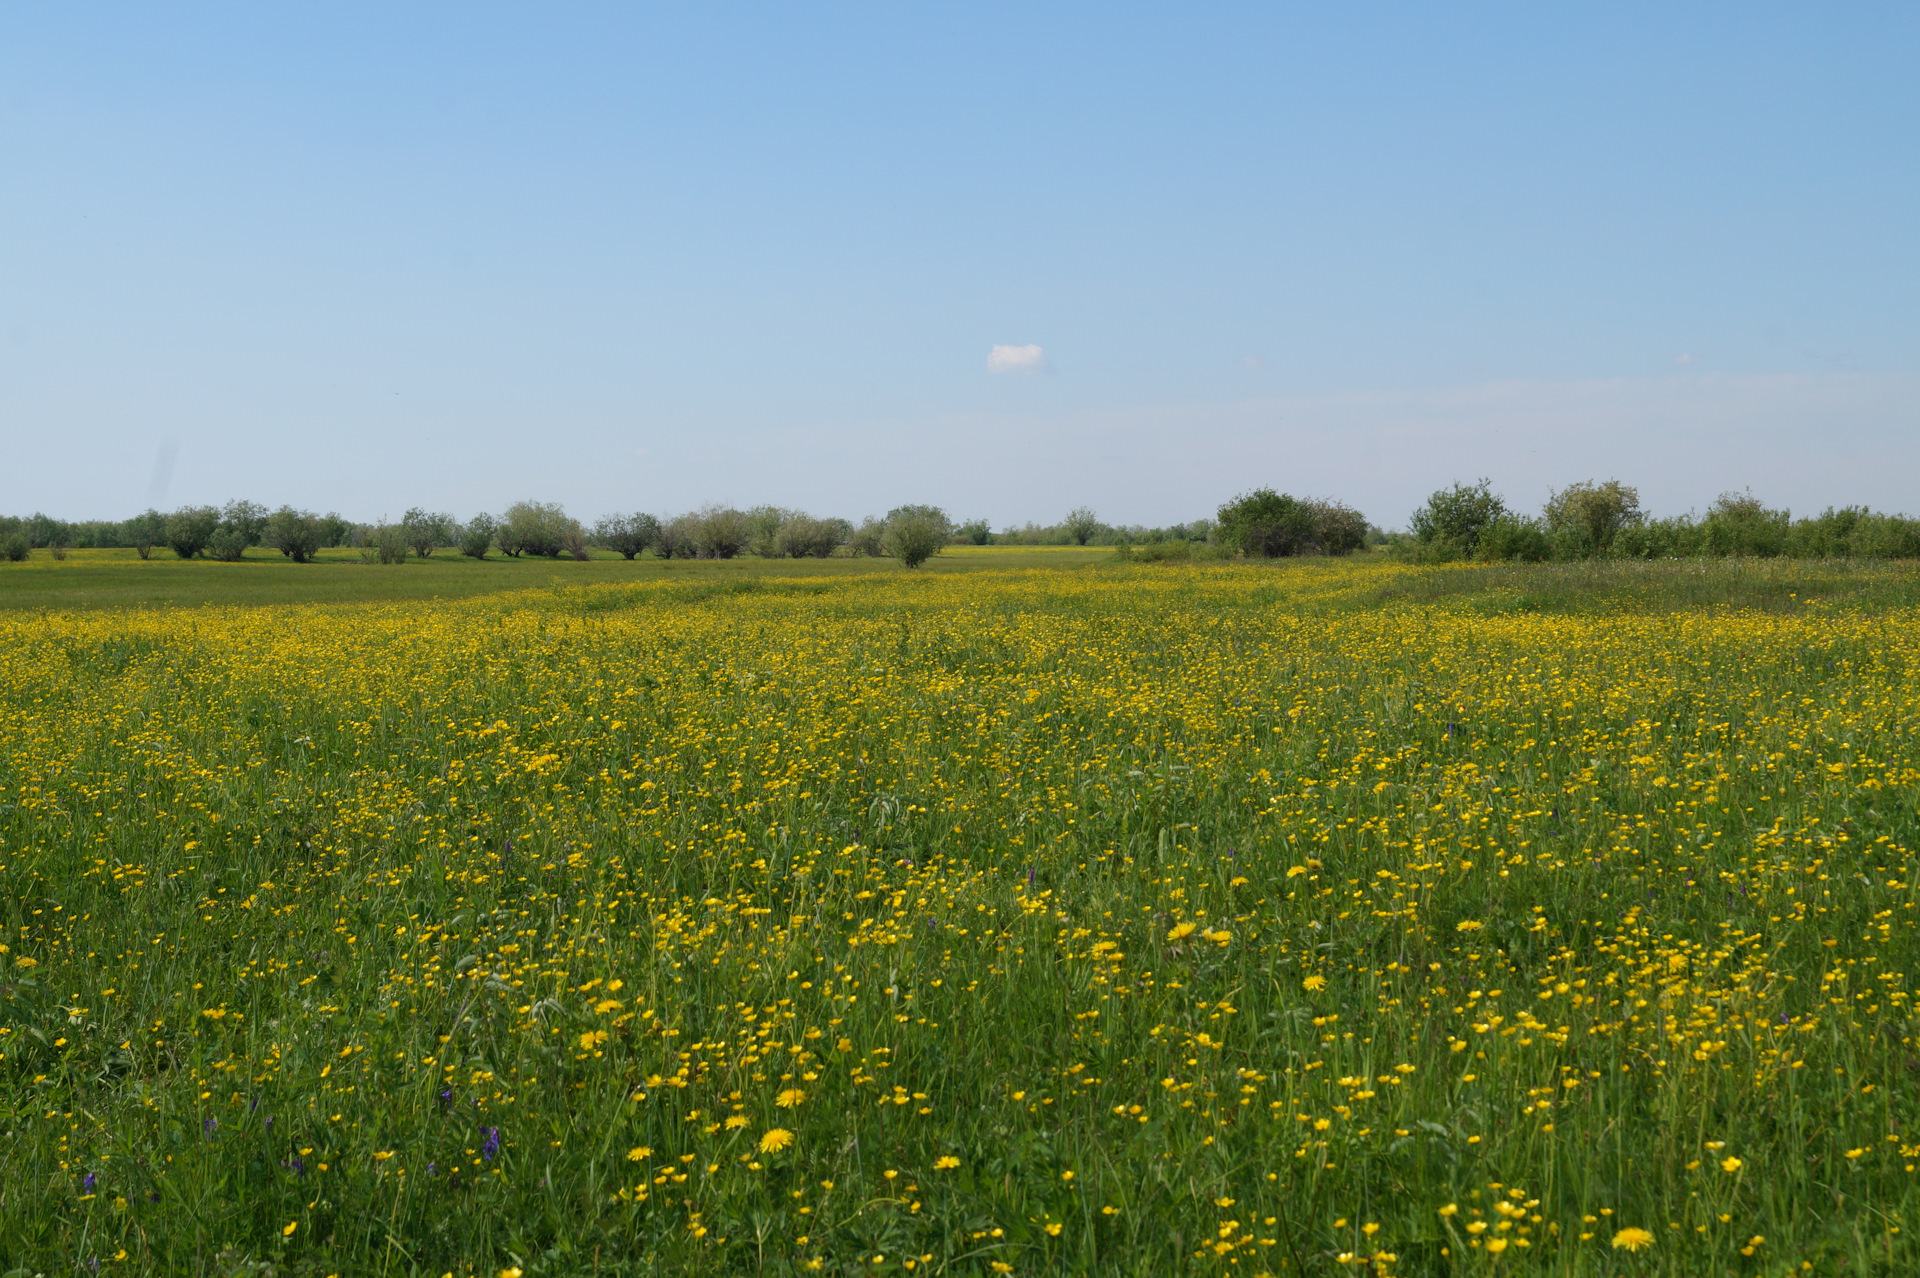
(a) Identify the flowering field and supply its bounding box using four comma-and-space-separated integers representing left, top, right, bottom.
2, 560, 1918, 1276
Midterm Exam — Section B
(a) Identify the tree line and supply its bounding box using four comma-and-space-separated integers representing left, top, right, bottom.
0, 502, 962, 568
5, 482, 1915, 566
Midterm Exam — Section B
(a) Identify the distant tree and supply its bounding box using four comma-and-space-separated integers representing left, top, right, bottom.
1216, 489, 1315, 557
1543, 480, 1643, 554
317, 512, 353, 548
1701, 490, 1789, 558
592, 513, 660, 560
164, 505, 221, 559
1409, 480, 1507, 557
205, 501, 268, 562
459, 513, 498, 559
883, 505, 952, 568
498, 501, 576, 558
955, 517, 992, 546
125, 509, 167, 560
1302, 499, 1370, 555
401, 508, 456, 558
264, 507, 324, 562
653, 514, 696, 559
691, 505, 749, 559
774, 513, 842, 558
1063, 507, 1102, 546
1, 532, 29, 562
24, 512, 66, 549
563, 525, 590, 561
361, 521, 409, 565
847, 517, 887, 557
744, 505, 790, 558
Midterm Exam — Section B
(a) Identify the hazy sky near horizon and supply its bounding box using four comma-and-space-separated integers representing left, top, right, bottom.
4, 3, 1917, 529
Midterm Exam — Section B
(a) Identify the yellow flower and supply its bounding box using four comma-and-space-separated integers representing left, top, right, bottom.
934, 1155, 961, 1170
593, 998, 623, 1014
776, 1088, 806, 1108
627, 1146, 652, 1161
1455, 921, 1483, 932
725, 1114, 750, 1130
1485, 1238, 1508, 1254
1438, 1204, 1459, 1217
1846, 1148, 1866, 1160
1720, 1156, 1743, 1172
759, 1128, 795, 1153
1303, 975, 1327, 991
578, 1029, 609, 1051
1611, 1227, 1655, 1252
1167, 921, 1197, 941
282, 1222, 298, 1237
1044, 1222, 1063, 1236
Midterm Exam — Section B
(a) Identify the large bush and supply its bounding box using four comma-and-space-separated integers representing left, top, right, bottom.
1408, 480, 1506, 557
592, 513, 662, 560
497, 501, 579, 559
691, 505, 749, 559
744, 506, 790, 558
1217, 490, 1366, 557
263, 507, 324, 563
1702, 491, 1790, 558
774, 513, 842, 559
1543, 480, 1643, 555
459, 513, 498, 559
401, 508, 456, 558
124, 509, 167, 561
1063, 507, 1103, 546
163, 505, 221, 559
882, 505, 951, 568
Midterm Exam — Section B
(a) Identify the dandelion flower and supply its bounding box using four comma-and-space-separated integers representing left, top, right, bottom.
627, 1146, 652, 1161
1303, 975, 1327, 991
1485, 1238, 1508, 1254
934, 1155, 961, 1170
1167, 922, 1197, 941
759, 1128, 795, 1153
1720, 1156, 1743, 1172
776, 1088, 806, 1108
1611, 1227, 1655, 1252
725, 1115, 750, 1130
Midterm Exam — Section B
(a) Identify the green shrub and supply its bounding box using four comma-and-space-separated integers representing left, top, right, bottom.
164, 505, 221, 559
1543, 480, 1643, 556
955, 518, 992, 546
1, 532, 29, 562
1409, 480, 1506, 556
774, 514, 842, 558
401, 508, 455, 558
459, 513, 498, 559
360, 523, 409, 565
882, 505, 951, 568
592, 513, 660, 560
847, 517, 887, 558
1476, 514, 1550, 562
1702, 491, 1789, 557
263, 507, 324, 562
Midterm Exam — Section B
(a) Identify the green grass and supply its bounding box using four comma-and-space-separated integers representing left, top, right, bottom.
0, 545, 1112, 612
3, 557, 1919, 1276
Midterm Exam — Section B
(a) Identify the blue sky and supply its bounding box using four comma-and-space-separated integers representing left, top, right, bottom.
4, 3, 1916, 529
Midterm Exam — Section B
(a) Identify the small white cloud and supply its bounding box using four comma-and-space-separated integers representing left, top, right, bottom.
988, 343, 1047, 374
1676, 353, 1698, 365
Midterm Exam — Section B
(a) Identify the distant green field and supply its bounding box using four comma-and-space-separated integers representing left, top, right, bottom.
0, 545, 1112, 611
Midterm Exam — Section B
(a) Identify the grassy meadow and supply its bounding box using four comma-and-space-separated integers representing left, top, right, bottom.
3, 553, 1920, 1275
